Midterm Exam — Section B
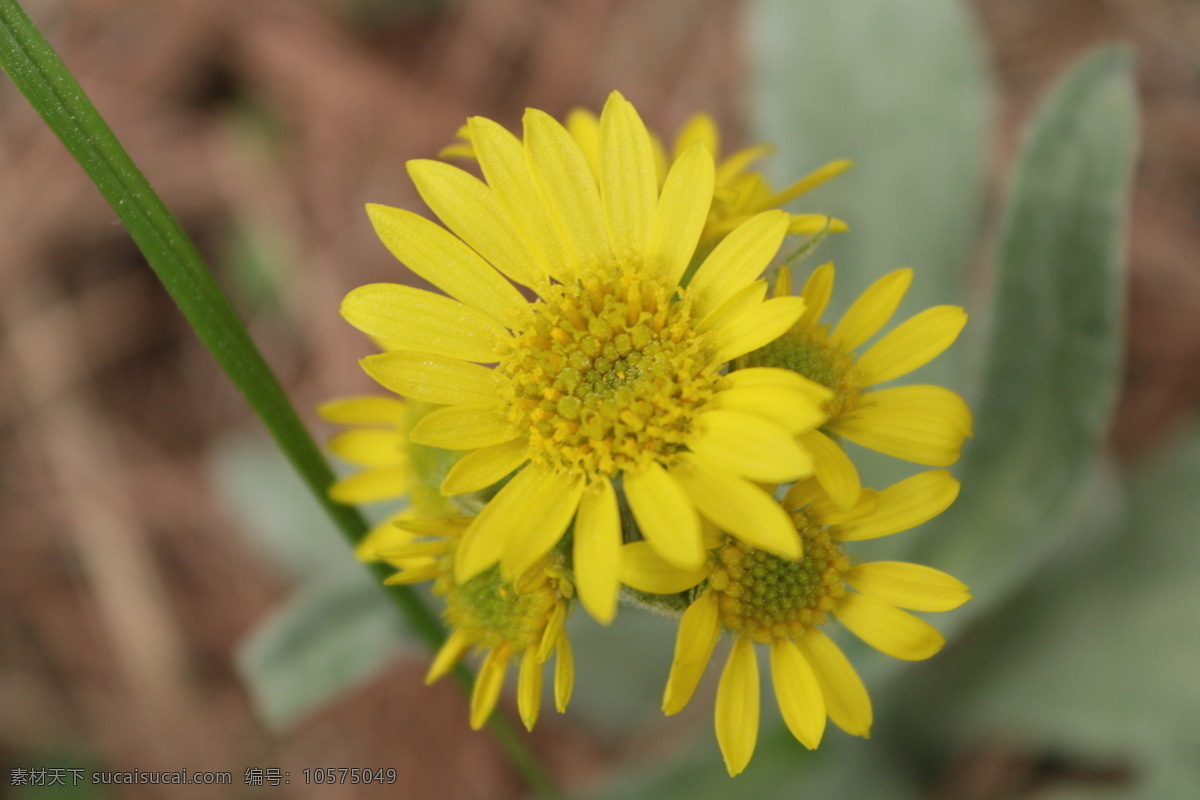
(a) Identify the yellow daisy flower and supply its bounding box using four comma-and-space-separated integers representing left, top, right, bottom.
622, 471, 968, 776
441, 108, 850, 251
741, 263, 973, 510
382, 517, 574, 732
318, 396, 457, 559
342, 91, 830, 625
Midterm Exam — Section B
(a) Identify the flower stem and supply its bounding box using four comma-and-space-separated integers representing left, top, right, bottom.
0, 3, 563, 796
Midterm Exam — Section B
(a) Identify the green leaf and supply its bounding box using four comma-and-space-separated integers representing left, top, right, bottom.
236, 574, 413, 730
210, 433, 367, 582
908, 47, 1138, 618
748, 0, 990, 341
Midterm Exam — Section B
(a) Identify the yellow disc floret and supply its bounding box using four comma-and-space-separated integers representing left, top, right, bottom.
707, 513, 851, 644
500, 269, 718, 477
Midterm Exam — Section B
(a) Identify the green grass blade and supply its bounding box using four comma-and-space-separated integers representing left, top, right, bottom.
0, 3, 561, 796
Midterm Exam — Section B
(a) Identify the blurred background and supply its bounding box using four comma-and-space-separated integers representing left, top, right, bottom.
1, 1, 1198, 798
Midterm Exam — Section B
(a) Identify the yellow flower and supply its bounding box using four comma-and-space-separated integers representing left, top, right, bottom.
342, 91, 830, 624
319, 396, 461, 559
382, 517, 574, 732
742, 264, 973, 510
622, 471, 968, 776
441, 108, 850, 250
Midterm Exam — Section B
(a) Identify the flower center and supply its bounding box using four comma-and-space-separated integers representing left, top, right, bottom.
499, 271, 719, 477
741, 326, 861, 418
439, 561, 561, 654
707, 513, 851, 644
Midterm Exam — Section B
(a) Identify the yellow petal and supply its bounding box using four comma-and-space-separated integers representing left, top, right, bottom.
689, 210, 789, 317
536, 601, 567, 664
833, 470, 960, 542
696, 280, 768, 334
673, 113, 719, 161
364, 204, 528, 323
454, 464, 540, 581
621, 541, 710, 594
663, 590, 720, 715
565, 108, 601, 182
406, 159, 544, 290
468, 116, 566, 281
805, 486, 879, 527
573, 479, 622, 624
329, 467, 409, 504
554, 634, 574, 713
649, 141, 715, 284
715, 636, 760, 777
855, 306, 967, 385
408, 404, 517, 450
797, 629, 872, 737
709, 295, 807, 364
828, 385, 972, 466
767, 159, 853, 206
788, 214, 849, 235
795, 261, 835, 330
469, 647, 510, 730
671, 454, 801, 560
361, 351, 502, 407
524, 108, 611, 270
769, 639, 825, 749
317, 396, 406, 426
846, 562, 971, 612
773, 265, 792, 298
836, 593, 945, 661
437, 143, 475, 160
341, 283, 507, 363
327, 428, 406, 468
723, 367, 833, 409
711, 385, 825, 434
383, 563, 439, 585
499, 470, 586, 579
440, 439, 529, 496
714, 143, 773, 187
360, 352, 501, 410
781, 476, 825, 512
624, 462, 705, 569
356, 509, 415, 561
518, 645, 543, 732
830, 268, 913, 351
799, 429, 861, 511
599, 91, 657, 259
425, 628, 472, 685
690, 410, 813, 483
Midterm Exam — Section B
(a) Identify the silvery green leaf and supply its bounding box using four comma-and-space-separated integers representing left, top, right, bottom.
908, 47, 1138, 619
236, 574, 414, 730
749, 0, 989, 354
210, 432, 375, 582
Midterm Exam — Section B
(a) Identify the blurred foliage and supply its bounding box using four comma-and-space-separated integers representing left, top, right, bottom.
896, 423, 1200, 798
212, 434, 418, 728
907, 47, 1137, 620
236, 572, 413, 730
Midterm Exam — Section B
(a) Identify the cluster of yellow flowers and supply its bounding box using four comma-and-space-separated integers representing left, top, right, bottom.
322, 92, 971, 776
